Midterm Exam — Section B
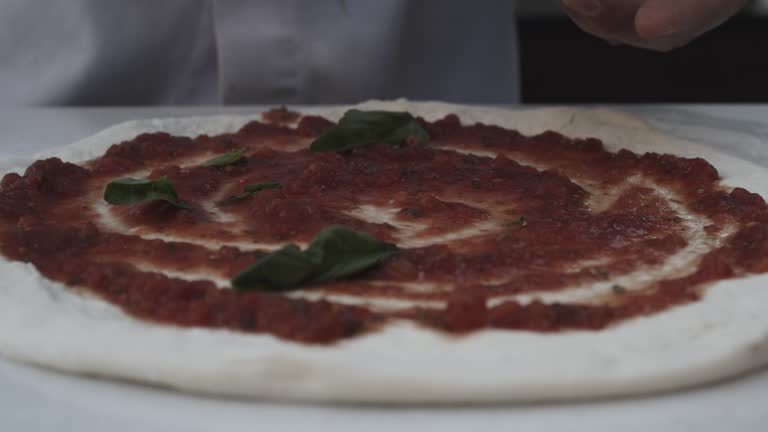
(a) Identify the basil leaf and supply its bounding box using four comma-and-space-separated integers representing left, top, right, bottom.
304, 226, 399, 284
505, 216, 527, 227
232, 225, 398, 292
234, 182, 283, 200
103, 176, 191, 208
203, 149, 245, 167
611, 284, 627, 294
231, 245, 316, 292
310, 109, 430, 153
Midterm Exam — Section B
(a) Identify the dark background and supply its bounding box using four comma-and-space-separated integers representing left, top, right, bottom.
517, 1, 768, 103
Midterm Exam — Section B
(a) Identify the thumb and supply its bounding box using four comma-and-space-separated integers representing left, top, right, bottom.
635, 0, 748, 39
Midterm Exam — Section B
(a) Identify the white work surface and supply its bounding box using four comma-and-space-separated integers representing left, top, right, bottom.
0, 105, 767, 432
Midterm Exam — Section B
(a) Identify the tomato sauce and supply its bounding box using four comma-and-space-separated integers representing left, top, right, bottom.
1, 111, 767, 344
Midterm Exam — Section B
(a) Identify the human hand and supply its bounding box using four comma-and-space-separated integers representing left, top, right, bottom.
561, 0, 750, 51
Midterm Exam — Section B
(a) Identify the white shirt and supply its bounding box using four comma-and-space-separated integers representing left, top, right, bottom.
0, 0, 519, 105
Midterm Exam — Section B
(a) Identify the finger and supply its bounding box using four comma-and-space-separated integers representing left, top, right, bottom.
635, 0, 749, 39
562, 0, 644, 39
560, 0, 602, 17
565, 11, 692, 52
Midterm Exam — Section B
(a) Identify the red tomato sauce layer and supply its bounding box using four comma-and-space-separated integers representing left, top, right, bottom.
1, 109, 767, 344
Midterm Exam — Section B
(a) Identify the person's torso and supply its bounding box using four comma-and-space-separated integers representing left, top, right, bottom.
0, 0, 519, 105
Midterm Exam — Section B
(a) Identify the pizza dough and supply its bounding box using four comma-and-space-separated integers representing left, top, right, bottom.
1, 100, 768, 403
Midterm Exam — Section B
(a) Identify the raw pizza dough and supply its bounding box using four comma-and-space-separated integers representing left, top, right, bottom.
1, 100, 768, 403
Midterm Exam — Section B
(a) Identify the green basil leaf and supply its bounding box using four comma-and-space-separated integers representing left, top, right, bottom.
103, 176, 192, 208
611, 284, 627, 294
304, 226, 399, 284
504, 216, 527, 227
234, 181, 283, 200
231, 245, 316, 292
203, 149, 245, 167
309, 109, 430, 153
232, 225, 398, 292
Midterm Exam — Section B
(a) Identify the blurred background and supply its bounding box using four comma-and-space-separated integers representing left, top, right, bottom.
2, 0, 766, 106
518, 0, 768, 103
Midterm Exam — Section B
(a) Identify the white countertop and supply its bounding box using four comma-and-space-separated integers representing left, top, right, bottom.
0, 105, 767, 432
